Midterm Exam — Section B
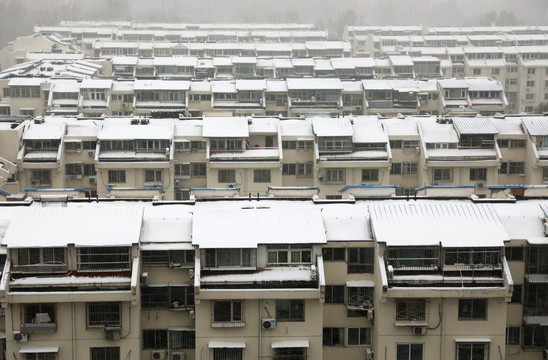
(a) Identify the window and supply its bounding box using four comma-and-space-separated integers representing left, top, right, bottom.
522, 325, 548, 348
510, 139, 526, 148
90, 347, 120, 360
22, 304, 56, 332
87, 302, 121, 328
347, 248, 374, 273
325, 285, 345, 304
526, 80, 535, 87
505, 246, 524, 261
396, 343, 423, 360
191, 141, 206, 152
276, 300, 304, 321
348, 327, 372, 346
218, 169, 235, 183
205, 248, 252, 268
510, 284, 522, 303
499, 162, 508, 174
361, 169, 379, 182
65, 141, 81, 152
543, 168, 548, 182
326, 168, 345, 184
322, 248, 345, 261
174, 141, 190, 152
282, 164, 296, 175
347, 287, 374, 307
433, 168, 452, 182
108, 170, 126, 183
175, 163, 190, 178
13, 248, 65, 273
273, 348, 306, 360
469, 168, 486, 181
297, 162, 313, 178
254, 169, 271, 183
491, 68, 499, 75
84, 164, 96, 176
22, 354, 56, 360
527, 68, 536, 74
145, 169, 162, 184
31, 170, 51, 186
191, 163, 206, 177
458, 299, 487, 320
213, 348, 243, 360
141, 286, 194, 308
267, 244, 311, 264
525, 106, 534, 113
390, 140, 403, 149
65, 163, 82, 178
323, 327, 344, 346
456, 342, 488, 360
403, 162, 418, 176
396, 299, 426, 322
402, 140, 419, 149
282, 141, 296, 149
526, 93, 535, 100
473, 68, 481, 75
318, 137, 351, 152
141, 250, 194, 267
169, 328, 195, 349
210, 138, 242, 151
506, 327, 520, 346
212, 301, 243, 323
83, 141, 97, 150
143, 329, 168, 349
77, 247, 131, 271
509, 162, 525, 175
391, 163, 402, 175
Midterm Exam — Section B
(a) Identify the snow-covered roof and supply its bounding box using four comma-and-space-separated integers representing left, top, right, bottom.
265, 80, 288, 93
419, 121, 459, 143
133, 80, 190, 91
369, 203, 509, 247
211, 81, 237, 93
23, 123, 64, 140
174, 120, 203, 137
99, 123, 173, 140
452, 117, 499, 135
112, 81, 134, 92
201, 266, 315, 283
280, 119, 313, 137
153, 57, 198, 67
491, 118, 525, 135
465, 78, 503, 92
51, 79, 79, 93
8, 78, 46, 87
141, 216, 192, 243
323, 215, 372, 241
353, 119, 388, 143
286, 78, 342, 90
80, 79, 113, 89
202, 117, 249, 138
235, 79, 266, 91
192, 208, 326, 248
4, 207, 143, 248
389, 55, 414, 66
438, 79, 468, 89
312, 117, 353, 137
522, 117, 548, 137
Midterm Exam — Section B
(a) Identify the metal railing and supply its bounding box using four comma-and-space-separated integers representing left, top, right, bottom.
11, 263, 67, 274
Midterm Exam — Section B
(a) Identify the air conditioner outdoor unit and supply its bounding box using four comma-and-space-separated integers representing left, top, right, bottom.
175, 180, 180, 187
476, 182, 485, 189
89, 177, 96, 184
104, 326, 121, 340
152, 350, 166, 360
141, 272, 148, 285
13, 331, 27, 342
88, 151, 94, 157
415, 146, 420, 154
412, 327, 426, 336
367, 309, 374, 321
366, 348, 374, 360
171, 352, 186, 360
262, 318, 276, 329
31, 179, 40, 186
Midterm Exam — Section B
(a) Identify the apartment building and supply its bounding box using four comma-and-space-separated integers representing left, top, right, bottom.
0, 198, 546, 360
4, 113, 548, 201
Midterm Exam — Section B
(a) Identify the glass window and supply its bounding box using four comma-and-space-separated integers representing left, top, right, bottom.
276, 300, 304, 321
348, 327, 372, 346
458, 299, 487, 320
143, 329, 168, 349
361, 169, 379, 182
506, 327, 520, 346
347, 248, 374, 273
469, 168, 486, 181
396, 343, 423, 360
325, 285, 345, 304
253, 169, 271, 183
90, 347, 120, 360
322, 327, 344, 346
456, 342, 488, 360
87, 302, 121, 328
213, 301, 243, 322
218, 169, 236, 183
322, 248, 346, 261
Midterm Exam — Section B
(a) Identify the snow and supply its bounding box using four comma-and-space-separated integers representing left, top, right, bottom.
174, 121, 203, 137
286, 78, 342, 90
80, 79, 112, 89
3, 207, 143, 248
141, 243, 193, 251
201, 266, 315, 283
192, 207, 326, 248
271, 341, 309, 348
99, 123, 173, 140
51, 79, 79, 93
369, 203, 509, 247
346, 280, 374, 287
235, 79, 266, 91
142, 217, 192, 243
312, 118, 353, 137
353, 120, 388, 143
323, 216, 372, 241
10, 276, 131, 286
202, 117, 249, 138
7, 78, 46, 87
280, 120, 313, 137
265, 80, 288, 93
419, 122, 459, 143
23, 123, 64, 140
208, 342, 246, 349
211, 81, 237, 93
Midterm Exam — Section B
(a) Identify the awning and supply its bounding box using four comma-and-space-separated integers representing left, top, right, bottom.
523, 316, 548, 326
140, 243, 194, 251
527, 237, 548, 245
271, 341, 309, 348
346, 280, 374, 287
454, 339, 491, 343
209, 342, 246, 349
525, 274, 548, 283
20, 346, 59, 353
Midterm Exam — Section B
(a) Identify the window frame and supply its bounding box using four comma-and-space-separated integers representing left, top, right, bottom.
276, 300, 305, 322
458, 299, 487, 320
86, 302, 121, 329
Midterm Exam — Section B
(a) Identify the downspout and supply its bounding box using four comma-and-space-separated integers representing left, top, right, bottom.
72, 303, 76, 360
439, 299, 444, 360
258, 299, 262, 360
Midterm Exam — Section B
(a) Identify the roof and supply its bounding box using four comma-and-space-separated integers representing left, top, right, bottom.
23, 123, 64, 140
286, 78, 342, 90
452, 117, 499, 135
419, 121, 459, 143
80, 79, 113, 89
369, 203, 509, 247
353, 119, 388, 143
202, 117, 249, 138
4, 207, 143, 248
465, 78, 503, 92
235, 79, 266, 91
521, 117, 548, 136
312, 117, 353, 137
192, 208, 326, 248
8, 78, 46, 87
133, 80, 190, 91
99, 123, 173, 140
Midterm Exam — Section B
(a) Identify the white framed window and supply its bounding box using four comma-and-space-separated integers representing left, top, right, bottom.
267, 244, 312, 264
403, 162, 418, 176
326, 168, 345, 184
175, 163, 191, 179
456, 342, 489, 360
433, 168, 452, 182
212, 301, 244, 326
297, 162, 313, 178
144, 169, 162, 185
174, 141, 190, 152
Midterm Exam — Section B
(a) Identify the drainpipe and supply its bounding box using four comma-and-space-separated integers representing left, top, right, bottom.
72, 303, 76, 360
258, 299, 262, 360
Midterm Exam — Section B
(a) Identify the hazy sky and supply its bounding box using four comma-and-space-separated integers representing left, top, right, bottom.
0, 0, 546, 46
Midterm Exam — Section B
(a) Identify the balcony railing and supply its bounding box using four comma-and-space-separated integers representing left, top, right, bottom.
11, 263, 67, 274
395, 308, 426, 322
21, 322, 57, 333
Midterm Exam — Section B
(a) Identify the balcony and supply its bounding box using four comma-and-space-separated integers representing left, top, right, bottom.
11, 263, 67, 274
